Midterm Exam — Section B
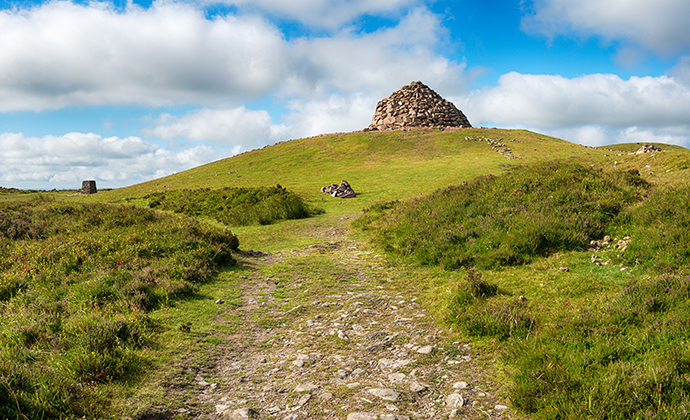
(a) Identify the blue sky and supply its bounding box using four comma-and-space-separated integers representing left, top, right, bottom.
1, 0, 689, 189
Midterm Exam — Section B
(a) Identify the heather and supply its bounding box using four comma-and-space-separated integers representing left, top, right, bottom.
0, 201, 238, 419
143, 185, 323, 226
355, 161, 649, 270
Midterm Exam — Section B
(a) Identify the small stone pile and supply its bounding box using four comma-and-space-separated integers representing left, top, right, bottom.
636, 144, 661, 154
322, 180, 356, 198
589, 235, 631, 267
366, 81, 471, 131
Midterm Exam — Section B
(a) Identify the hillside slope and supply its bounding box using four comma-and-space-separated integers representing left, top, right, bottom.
93, 128, 611, 212
26, 128, 690, 419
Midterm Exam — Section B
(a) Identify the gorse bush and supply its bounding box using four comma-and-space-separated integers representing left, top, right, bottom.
356, 162, 648, 269
144, 185, 323, 226
0, 202, 238, 419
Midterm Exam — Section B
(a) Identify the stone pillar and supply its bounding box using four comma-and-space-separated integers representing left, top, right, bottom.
82, 180, 97, 194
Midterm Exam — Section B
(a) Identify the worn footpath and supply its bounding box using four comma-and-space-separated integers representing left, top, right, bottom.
190, 221, 512, 420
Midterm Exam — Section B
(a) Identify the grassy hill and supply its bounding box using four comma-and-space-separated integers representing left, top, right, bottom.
4, 128, 690, 419
93, 128, 602, 208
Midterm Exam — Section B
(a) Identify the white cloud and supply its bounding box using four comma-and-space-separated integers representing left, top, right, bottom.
143, 106, 291, 149
0, 132, 220, 189
209, 0, 420, 30
283, 93, 377, 136
455, 72, 690, 129
0, 2, 467, 114
522, 0, 690, 56
0, 0, 288, 111
286, 7, 466, 98
143, 93, 376, 152
545, 125, 690, 147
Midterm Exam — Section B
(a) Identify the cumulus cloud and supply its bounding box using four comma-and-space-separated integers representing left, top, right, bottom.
0, 132, 220, 189
0, 0, 288, 111
0, 2, 466, 113
544, 125, 690, 148
143, 93, 376, 152
215, 0, 420, 29
283, 93, 378, 136
143, 106, 291, 150
286, 7, 466, 98
455, 72, 690, 129
522, 0, 690, 57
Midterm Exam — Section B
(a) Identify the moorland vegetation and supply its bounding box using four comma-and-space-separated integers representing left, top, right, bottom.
2, 128, 690, 419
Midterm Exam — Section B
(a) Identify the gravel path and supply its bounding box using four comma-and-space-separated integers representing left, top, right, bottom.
192, 231, 512, 419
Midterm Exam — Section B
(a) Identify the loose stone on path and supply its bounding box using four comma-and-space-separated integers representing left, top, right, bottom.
368, 388, 400, 402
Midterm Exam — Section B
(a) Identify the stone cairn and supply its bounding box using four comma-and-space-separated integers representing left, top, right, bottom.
366, 81, 471, 131
81, 180, 97, 194
636, 144, 661, 154
321, 180, 356, 198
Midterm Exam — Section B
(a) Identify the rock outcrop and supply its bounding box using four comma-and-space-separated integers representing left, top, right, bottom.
367, 81, 471, 131
322, 180, 356, 198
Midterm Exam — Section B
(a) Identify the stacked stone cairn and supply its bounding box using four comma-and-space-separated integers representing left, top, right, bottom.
81, 180, 97, 194
636, 144, 661, 154
321, 180, 356, 198
366, 81, 472, 131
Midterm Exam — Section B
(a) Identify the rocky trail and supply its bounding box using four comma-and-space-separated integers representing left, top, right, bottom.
182, 221, 512, 420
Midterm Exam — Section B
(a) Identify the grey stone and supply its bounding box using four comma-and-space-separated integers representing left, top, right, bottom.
368, 388, 400, 402
409, 382, 427, 393
452, 381, 469, 390
223, 408, 257, 419
380, 415, 410, 420
81, 180, 97, 194
416, 345, 433, 354
378, 358, 412, 371
321, 180, 356, 198
347, 413, 379, 420
366, 81, 471, 131
294, 382, 319, 393
293, 393, 311, 409
445, 393, 465, 408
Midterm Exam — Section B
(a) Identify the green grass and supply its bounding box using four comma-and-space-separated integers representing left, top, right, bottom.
355, 161, 649, 270
91, 128, 604, 213
140, 185, 323, 226
4, 128, 690, 419
0, 201, 238, 419
353, 153, 690, 418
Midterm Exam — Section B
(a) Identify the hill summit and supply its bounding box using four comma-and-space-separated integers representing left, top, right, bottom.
367, 81, 472, 131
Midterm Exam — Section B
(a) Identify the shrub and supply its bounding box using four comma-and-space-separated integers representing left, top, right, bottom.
356, 162, 648, 270
613, 182, 690, 272
0, 201, 238, 418
447, 270, 534, 340
143, 185, 323, 226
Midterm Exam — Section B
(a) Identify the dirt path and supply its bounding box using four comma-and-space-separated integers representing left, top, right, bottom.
193, 226, 512, 420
